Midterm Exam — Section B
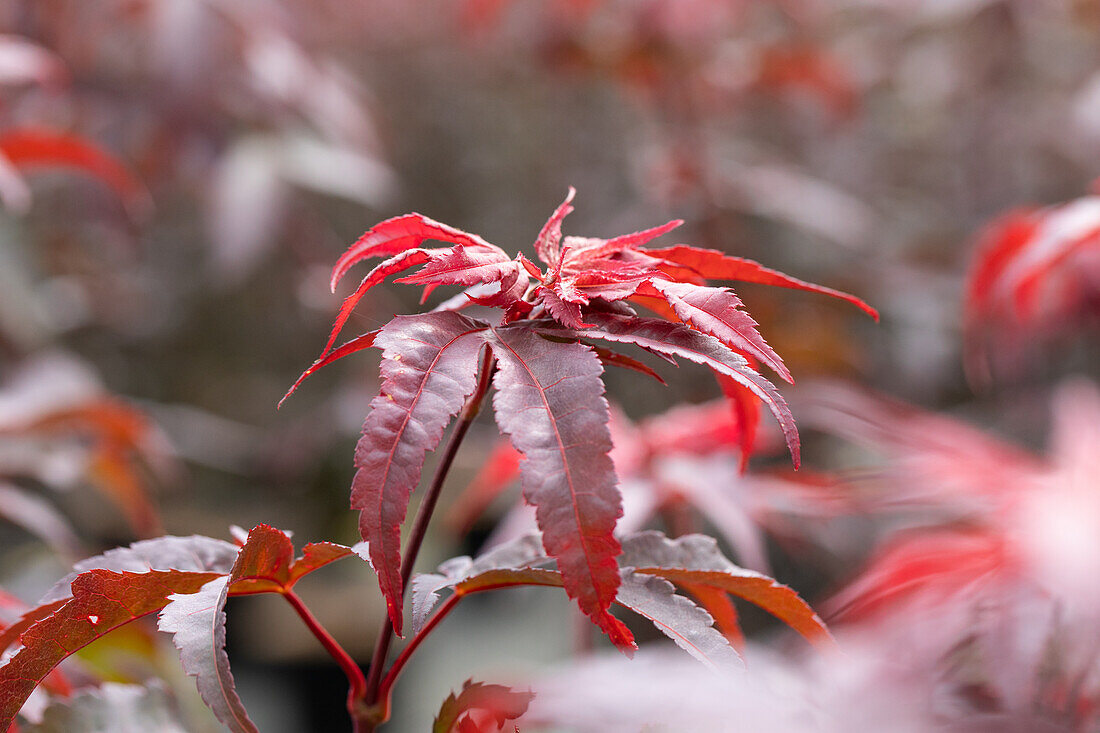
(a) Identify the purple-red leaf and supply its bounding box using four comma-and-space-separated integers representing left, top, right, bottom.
486, 326, 634, 651
570, 313, 800, 467
352, 312, 488, 634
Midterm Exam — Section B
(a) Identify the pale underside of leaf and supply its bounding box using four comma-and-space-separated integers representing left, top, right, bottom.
615, 570, 742, 672
158, 577, 258, 733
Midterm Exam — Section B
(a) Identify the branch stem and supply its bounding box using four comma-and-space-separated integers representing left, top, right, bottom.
282, 590, 367, 718
359, 346, 496, 728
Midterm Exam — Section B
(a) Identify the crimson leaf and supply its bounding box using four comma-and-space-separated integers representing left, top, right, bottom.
561, 312, 800, 467
486, 325, 633, 651
352, 312, 488, 634
647, 245, 879, 320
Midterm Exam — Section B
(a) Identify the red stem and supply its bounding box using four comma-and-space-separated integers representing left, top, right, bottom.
359, 346, 497, 729
282, 590, 367, 704
374, 593, 462, 719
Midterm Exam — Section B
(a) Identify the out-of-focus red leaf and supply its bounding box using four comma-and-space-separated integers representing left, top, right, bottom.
433, 679, 534, 733
0, 129, 149, 217
3, 399, 165, 539
963, 195, 1100, 382
0, 483, 81, 559
826, 530, 1010, 623
444, 440, 523, 535
352, 313, 488, 634
0, 36, 67, 89
487, 325, 633, 651
755, 44, 859, 119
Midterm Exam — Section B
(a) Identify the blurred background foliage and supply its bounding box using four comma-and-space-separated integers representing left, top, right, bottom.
2, 1, 1100, 730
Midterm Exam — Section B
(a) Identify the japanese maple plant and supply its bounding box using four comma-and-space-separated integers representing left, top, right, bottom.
0, 189, 874, 732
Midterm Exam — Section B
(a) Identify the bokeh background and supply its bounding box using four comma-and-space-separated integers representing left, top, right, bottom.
3, 1, 1100, 731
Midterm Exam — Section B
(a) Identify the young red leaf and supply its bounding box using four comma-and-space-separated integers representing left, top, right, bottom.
643, 279, 792, 383
647, 245, 878, 320
0, 129, 150, 217
569, 313, 800, 467
433, 679, 534, 733
534, 188, 575, 265
331, 214, 500, 291
320, 249, 431, 359
279, 330, 378, 406
397, 246, 522, 289
534, 286, 588, 328
486, 326, 633, 651
352, 312, 489, 634
620, 531, 833, 648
